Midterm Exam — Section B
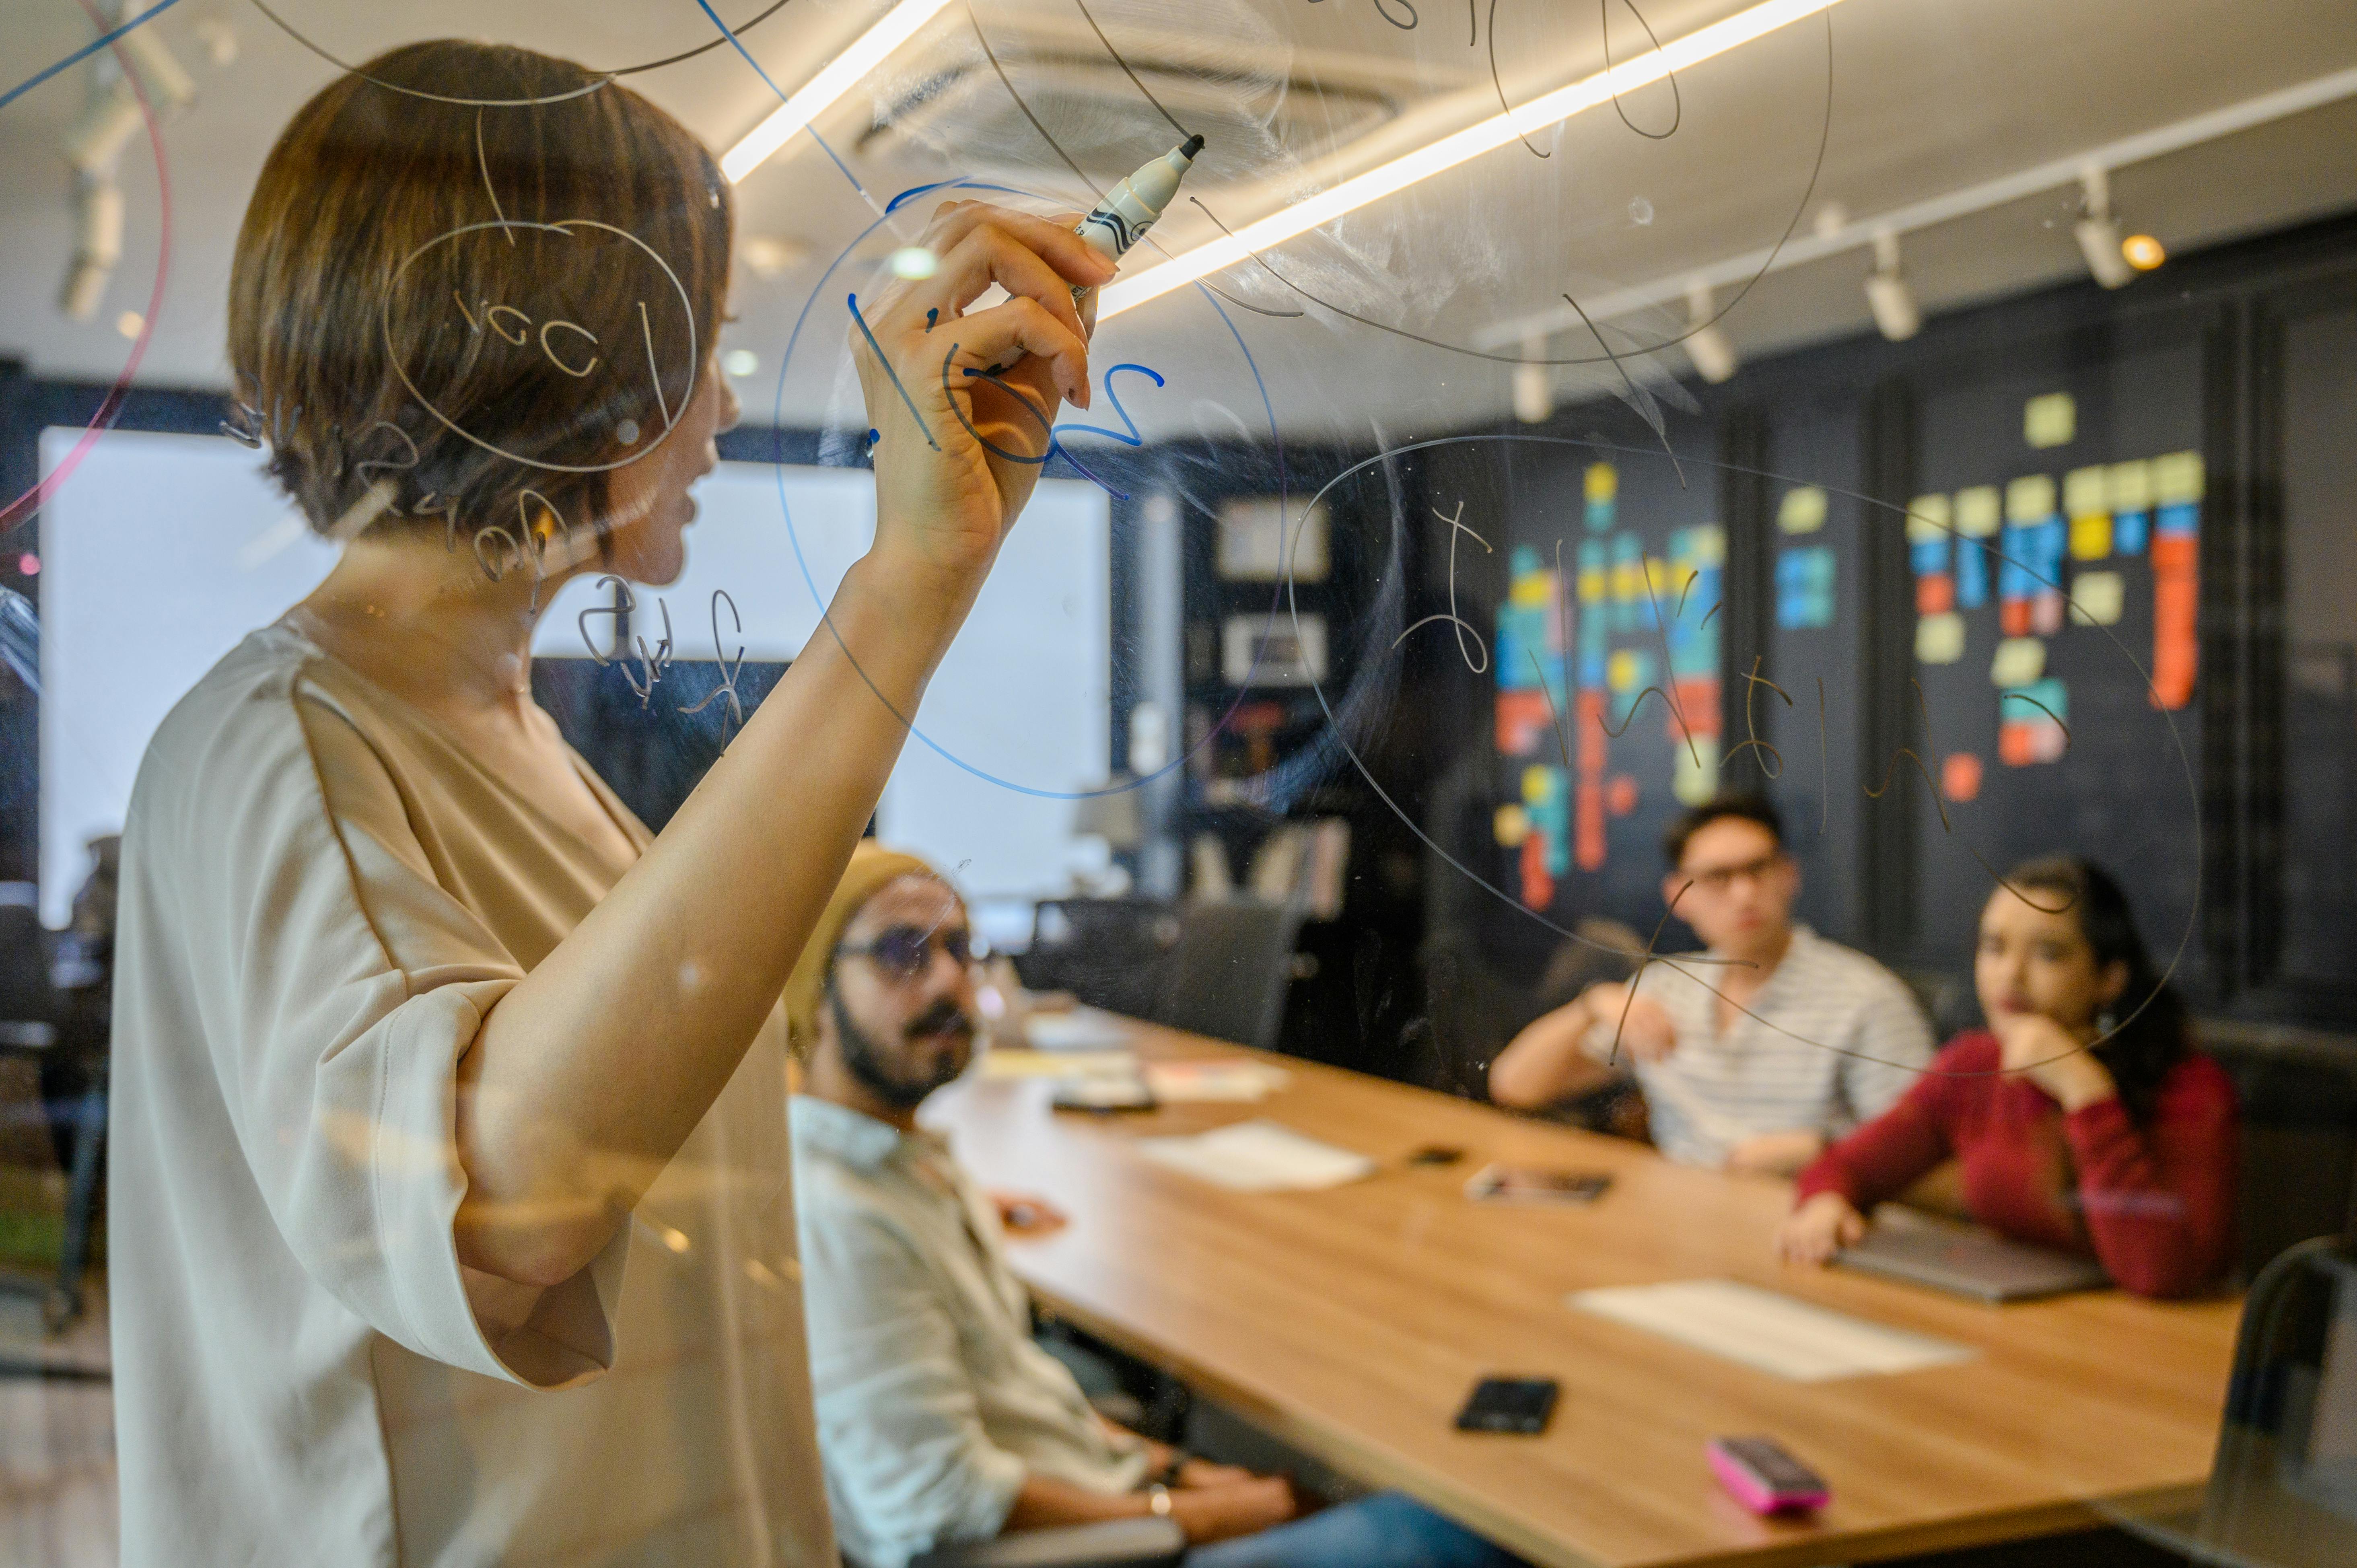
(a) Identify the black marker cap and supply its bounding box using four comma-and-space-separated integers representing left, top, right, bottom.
1179, 134, 1205, 161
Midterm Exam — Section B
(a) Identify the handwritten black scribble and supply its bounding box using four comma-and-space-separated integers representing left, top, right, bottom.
1560, 288, 1682, 482
349, 420, 420, 496
247, 0, 801, 97
1999, 687, 2073, 747
1638, 537, 1702, 765
1165, 10, 1833, 373
1674, 565, 1699, 619
963, 2, 1302, 320
1392, 500, 1492, 672
1489, 0, 1551, 158
1309, 0, 1420, 28
677, 589, 749, 737
848, 292, 942, 453
1070, 0, 1190, 138
1720, 655, 1791, 778
1698, 598, 1721, 630
578, 577, 676, 706
476, 110, 516, 247
1870, 677, 2073, 915
1606, 879, 1737, 1065
1601, 0, 1682, 140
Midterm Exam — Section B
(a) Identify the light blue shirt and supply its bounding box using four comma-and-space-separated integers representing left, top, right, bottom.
791, 1095, 1149, 1568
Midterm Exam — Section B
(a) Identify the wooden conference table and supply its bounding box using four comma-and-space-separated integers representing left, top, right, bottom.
923, 1018, 2243, 1568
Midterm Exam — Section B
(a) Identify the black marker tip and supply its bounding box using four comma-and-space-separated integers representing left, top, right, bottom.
1178, 134, 1205, 160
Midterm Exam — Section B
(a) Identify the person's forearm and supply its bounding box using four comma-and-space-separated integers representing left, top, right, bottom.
1490, 996, 1606, 1108
1003, 1473, 1152, 1531
454, 547, 977, 1285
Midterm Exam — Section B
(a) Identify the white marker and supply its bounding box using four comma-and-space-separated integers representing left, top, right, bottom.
1072, 134, 1204, 302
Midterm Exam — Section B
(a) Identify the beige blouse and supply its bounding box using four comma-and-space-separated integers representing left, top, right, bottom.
109, 622, 836, 1567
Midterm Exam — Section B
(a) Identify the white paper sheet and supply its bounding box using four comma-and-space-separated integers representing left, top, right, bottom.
1568, 1279, 1977, 1381
1143, 1060, 1291, 1103
1134, 1120, 1376, 1192
1024, 1009, 1136, 1052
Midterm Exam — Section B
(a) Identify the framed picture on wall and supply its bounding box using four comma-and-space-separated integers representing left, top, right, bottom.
1218, 497, 1329, 582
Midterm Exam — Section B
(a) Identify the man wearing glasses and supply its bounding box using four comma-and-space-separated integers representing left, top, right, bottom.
1488, 793, 1933, 1175
789, 842, 1523, 1568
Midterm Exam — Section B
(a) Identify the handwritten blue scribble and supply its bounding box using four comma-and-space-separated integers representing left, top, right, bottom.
939, 355, 1168, 500
0, 0, 187, 115
689, 0, 872, 206
0, 587, 38, 695
847, 292, 941, 453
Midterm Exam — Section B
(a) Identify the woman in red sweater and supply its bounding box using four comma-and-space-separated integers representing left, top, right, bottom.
1779, 857, 2237, 1298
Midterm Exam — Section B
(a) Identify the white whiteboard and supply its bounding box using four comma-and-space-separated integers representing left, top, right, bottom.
37, 428, 1109, 921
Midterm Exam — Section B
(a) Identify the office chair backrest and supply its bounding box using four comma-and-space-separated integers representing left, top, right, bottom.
1014, 899, 1182, 1020
0, 897, 57, 1027
2207, 1039, 2357, 1281
1156, 899, 1303, 1052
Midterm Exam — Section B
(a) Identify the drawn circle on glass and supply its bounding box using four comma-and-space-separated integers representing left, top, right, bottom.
767, 178, 1288, 803
245, 0, 799, 106
1279, 432, 2201, 1078
381, 218, 697, 475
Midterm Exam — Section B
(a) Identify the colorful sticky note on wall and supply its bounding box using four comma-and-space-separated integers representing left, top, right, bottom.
2068, 570, 2124, 627
1915, 612, 1965, 664
1775, 546, 1836, 629
2153, 451, 2205, 505
2106, 460, 2154, 513
1941, 752, 1984, 803
1990, 636, 2046, 688
1496, 689, 1556, 755
1584, 462, 1618, 531
1606, 774, 1640, 818
1998, 679, 2069, 766
2069, 511, 2112, 561
1907, 494, 1952, 543
1955, 486, 2002, 538
1916, 573, 1954, 615
2006, 474, 2057, 523
1778, 486, 1828, 534
1672, 735, 1721, 807
2063, 467, 2107, 517
2025, 392, 2077, 449
1955, 540, 1989, 609
1493, 803, 1530, 847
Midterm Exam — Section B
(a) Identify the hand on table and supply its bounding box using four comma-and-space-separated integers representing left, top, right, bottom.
1173, 1457, 1257, 1489
852, 200, 1111, 605
1724, 1128, 1826, 1177
1166, 1477, 1298, 1544
987, 1191, 1068, 1239
1777, 1191, 1866, 1266
1993, 1012, 2119, 1113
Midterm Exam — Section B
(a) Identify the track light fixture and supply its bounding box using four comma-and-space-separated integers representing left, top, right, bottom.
1864, 230, 1920, 342
1511, 337, 1553, 424
2074, 165, 2136, 289
1683, 280, 1739, 383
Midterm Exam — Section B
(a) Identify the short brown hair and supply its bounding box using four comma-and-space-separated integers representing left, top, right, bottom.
228, 42, 732, 553
1661, 790, 1784, 868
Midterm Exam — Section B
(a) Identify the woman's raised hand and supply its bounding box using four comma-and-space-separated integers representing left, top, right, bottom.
851, 200, 1112, 610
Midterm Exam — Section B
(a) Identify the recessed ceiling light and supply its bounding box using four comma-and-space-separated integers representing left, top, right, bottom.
2121, 233, 2166, 271
721, 0, 956, 184
115, 309, 143, 339
723, 349, 760, 378
887, 246, 939, 280
739, 235, 809, 280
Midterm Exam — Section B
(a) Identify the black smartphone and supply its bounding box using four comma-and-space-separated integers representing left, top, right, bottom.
1454, 1377, 1559, 1434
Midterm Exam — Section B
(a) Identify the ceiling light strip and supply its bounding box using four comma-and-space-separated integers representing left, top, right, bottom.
721, 0, 956, 185
1099, 0, 1846, 320
1474, 62, 2357, 350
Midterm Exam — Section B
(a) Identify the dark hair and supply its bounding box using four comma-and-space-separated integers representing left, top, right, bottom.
1662, 791, 1784, 868
1996, 856, 2189, 1124
227, 42, 732, 553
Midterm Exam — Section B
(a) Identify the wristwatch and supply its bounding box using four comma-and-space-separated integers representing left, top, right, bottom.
1145, 1483, 1173, 1518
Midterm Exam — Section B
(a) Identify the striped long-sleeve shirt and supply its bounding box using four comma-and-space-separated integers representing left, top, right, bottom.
1582, 926, 1935, 1167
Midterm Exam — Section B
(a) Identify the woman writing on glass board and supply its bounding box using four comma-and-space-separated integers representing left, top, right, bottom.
107, 40, 1108, 1565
